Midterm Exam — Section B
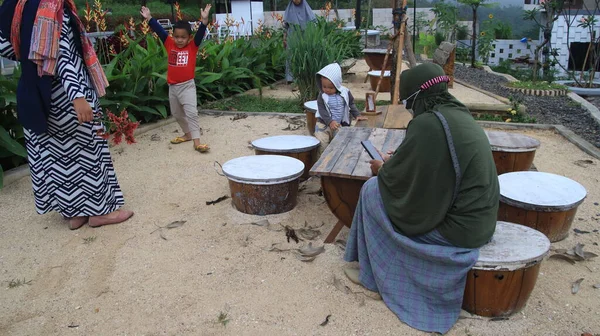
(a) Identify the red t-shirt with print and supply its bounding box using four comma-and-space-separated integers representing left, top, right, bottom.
164, 37, 199, 85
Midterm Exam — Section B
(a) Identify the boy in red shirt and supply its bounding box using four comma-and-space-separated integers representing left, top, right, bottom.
141, 5, 211, 152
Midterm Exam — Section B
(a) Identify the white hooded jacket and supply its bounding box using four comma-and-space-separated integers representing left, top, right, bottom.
316, 63, 360, 126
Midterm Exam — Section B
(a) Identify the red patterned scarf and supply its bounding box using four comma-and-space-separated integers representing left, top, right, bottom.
11, 0, 108, 96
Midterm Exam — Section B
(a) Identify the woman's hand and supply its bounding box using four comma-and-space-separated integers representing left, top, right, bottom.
329, 120, 340, 131
73, 97, 93, 124
200, 4, 212, 25
140, 6, 152, 20
369, 160, 384, 175
381, 150, 394, 162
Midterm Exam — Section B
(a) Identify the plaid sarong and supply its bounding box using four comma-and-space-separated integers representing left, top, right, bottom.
344, 177, 479, 334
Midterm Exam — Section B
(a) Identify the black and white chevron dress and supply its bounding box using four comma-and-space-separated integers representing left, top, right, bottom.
0, 13, 124, 218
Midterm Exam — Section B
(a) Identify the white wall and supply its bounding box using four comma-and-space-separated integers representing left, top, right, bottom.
215, 0, 264, 35
550, 14, 598, 76
262, 9, 354, 28
372, 7, 435, 32
487, 40, 539, 66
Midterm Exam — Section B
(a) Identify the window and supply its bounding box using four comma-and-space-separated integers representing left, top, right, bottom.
517, 49, 522, 53
509, 44, 513, 49
499, 49, 504, 53
508, 53, 513, 58
491, 53, 495, 58
215, 0, 232, 14
568, 42, 600, 70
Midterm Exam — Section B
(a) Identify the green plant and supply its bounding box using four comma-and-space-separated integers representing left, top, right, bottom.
0, 70, 27, 189
217, 311, 230, 327
507, 81, 567, 90
194, 27, 286, 102
8, 278, 32, 288
456, 46, 470, 62
458, 0, 496, 67
493, 22, 513, 39
505, 94, 536, 123
201, 96, 303, 113
434, 31, 446, 46
431, 0, 459, 42
101, 33, 170, 123
477, 14, 498, 64
287, 17, 361, 102
417, 33, 437, 57
456, 25, 469, 41
523, 0, 566, 82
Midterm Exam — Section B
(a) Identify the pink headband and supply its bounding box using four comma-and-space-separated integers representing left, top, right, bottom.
419, 76, 450, 91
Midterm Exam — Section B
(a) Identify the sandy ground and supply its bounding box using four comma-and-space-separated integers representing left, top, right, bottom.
244, 60, 504, 106
1, 111, 599, 335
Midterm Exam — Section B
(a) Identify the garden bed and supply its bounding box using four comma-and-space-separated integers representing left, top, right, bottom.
455, 65, 600, 148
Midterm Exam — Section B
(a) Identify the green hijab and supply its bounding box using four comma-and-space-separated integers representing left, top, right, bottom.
399, 62, 467, 118
377, 63, 499, 248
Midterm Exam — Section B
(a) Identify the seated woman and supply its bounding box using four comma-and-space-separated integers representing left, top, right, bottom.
343, 63, 499, 334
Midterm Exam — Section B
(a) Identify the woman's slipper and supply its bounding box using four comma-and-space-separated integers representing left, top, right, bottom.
89, 210, 134, 228
343, 267, 382, 300
68, 216, 89, 230
195, 144, 210, 153
170, 137, 191, 144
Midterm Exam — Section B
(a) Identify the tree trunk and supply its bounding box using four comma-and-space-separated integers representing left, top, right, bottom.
404, 24, 417, 68
471, 7, 477, 67
270, 0, 276, 11
532, 42, 545, 82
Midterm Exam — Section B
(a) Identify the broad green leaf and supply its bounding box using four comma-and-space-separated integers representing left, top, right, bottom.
0, 126, 26, 157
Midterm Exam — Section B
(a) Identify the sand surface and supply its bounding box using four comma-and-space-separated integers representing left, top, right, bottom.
1, 112, 599, 335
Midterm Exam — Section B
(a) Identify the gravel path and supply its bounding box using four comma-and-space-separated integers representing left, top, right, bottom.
454, 64, 600, 148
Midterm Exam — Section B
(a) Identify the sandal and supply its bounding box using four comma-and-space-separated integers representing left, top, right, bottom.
170, 136, 191, 144
195, 144, 210, 153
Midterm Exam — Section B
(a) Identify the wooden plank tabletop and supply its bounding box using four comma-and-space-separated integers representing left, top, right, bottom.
356, 106, 388, 128
310, 127, 406, 180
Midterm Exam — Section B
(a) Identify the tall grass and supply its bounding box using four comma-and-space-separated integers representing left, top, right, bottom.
286, 17, 361, 102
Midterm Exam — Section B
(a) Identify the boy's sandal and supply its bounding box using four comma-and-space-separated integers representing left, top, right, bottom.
195, 144, 210, 153
170, 137, 191, 144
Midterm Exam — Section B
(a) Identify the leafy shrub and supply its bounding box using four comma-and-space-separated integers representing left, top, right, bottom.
287, 17, 361, 102
101, 34, 170, 123
0, 69, 27, 188
434, 31, 445, 46
456, 25, 469, 41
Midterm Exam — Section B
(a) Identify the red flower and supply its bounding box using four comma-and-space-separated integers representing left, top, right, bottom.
97, 109, 140, 145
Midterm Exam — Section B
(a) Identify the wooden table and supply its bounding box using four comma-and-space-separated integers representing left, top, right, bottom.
309, 127, 406, 243
356, 105, 412, 129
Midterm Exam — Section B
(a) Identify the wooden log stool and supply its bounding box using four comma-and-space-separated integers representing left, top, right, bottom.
252, 135, 320, 181
463, 221, 550, 317
304, 100, 318, 136
497, 171, 587, 242
221, 155, 304, 215
367, 70, 391, 92
486, 131, 541, 175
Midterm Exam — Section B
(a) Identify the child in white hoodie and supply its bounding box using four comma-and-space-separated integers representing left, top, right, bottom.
314, 63, 367, 155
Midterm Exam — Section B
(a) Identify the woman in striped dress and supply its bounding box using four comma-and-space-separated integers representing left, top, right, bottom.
0, 0, 133, 229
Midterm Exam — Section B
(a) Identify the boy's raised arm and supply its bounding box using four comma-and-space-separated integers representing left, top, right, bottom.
194, 4, 212, 47
140, 6, 168, 42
